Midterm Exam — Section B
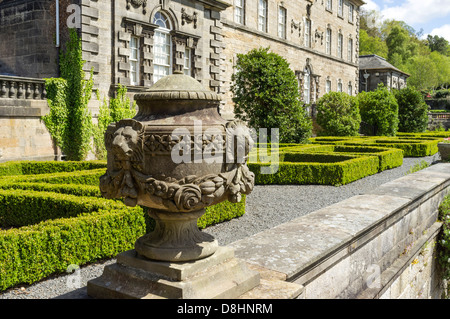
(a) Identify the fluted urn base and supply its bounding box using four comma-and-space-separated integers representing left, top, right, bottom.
135, 209, 218, 262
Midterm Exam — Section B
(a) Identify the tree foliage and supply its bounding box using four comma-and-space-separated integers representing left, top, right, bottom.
393, 86, 429, 133
359, 9, 450, 90
403, 55, 439, 90
231, 47, 312, 143
357, 84, 399, 136
359, 29, 388, 58
385, 25, 417, 66
316, 92, 361, 136
427, 35, 450, 56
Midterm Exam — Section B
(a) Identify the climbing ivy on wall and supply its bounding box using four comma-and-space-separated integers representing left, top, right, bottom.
42, 78, 68, 152
43, 28, 94, 161
93, 84, 137, 160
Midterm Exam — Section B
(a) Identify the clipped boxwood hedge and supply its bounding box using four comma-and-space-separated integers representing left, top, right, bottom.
3, 168, 107, 186
309, 135, 442, 157
0, 161, 246, 291
249, 153, 380, 186
0, 207, 146, 291
0, 189, 124, 228
0, 160, 106, 177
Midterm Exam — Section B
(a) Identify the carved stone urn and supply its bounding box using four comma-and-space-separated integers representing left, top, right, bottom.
98, 71, 255, 264
88, 71, 260, 299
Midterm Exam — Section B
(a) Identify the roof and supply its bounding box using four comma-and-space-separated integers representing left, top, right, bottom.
359, 55, 410, 77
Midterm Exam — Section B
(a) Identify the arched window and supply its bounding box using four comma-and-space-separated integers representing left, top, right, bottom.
153, 12, 172, 83
303, 67, 311, 104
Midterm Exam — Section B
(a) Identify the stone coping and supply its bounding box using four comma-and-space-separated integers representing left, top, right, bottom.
230, 163, 450, 287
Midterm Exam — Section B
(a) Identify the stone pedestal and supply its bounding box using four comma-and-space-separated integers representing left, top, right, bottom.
134, 209, 218, 262
87, 247, 260, 299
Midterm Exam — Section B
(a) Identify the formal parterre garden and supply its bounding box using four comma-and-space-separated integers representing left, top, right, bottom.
1, 131, 450, 291
249, 131, 450, 186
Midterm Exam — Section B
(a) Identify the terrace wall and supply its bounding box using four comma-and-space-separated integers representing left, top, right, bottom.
235, 163, 450, 299
428, 112, 450, 131
0, 75, 99, 162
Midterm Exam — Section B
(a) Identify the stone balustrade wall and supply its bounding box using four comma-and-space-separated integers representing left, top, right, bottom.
0, 75, 99, 162
428, 112, 450, 131
0, 75, 46, 100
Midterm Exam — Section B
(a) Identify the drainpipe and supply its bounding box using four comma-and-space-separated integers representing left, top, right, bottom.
56, 0, 60, 48
55, 0, 60, 77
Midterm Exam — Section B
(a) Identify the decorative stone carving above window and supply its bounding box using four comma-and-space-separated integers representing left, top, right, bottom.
291, 19, 301, 37
171, 31, 201, 76
181, 8, 197, 29
306, 3, 313, 17
126, 0, 147, 14
315, 30, 323, 45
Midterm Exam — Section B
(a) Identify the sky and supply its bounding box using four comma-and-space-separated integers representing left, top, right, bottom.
362, 0, 450, 41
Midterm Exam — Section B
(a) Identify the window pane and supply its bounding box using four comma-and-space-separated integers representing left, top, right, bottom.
304, 69, 310, 104
304, 19, 311, 47
326, 29, 331, 54
130, 36, 139, 85
235, 0, 244, 24
184, 48, 191, 76
153, 12, 170, 29
153, 16, 172, 83
278, 7, 286, 38
258, 0, 267, 32
348, 38, 353, 62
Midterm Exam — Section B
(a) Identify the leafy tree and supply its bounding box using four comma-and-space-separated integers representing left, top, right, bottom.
231, 47, 312, 143
381, 20, 417, 40
316, 92, 361, 136
393, 86, 429, 133
427, 35, 450, 56
359, 29, 388, 58
430, 51, 450, 88
385, 25, 417, 67
404, 55, 439, 90
357, 83, 399, 136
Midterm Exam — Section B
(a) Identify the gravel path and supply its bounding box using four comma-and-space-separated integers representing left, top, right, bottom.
0, 154, 442, 299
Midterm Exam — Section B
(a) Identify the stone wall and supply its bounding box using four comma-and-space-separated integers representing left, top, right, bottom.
233, 163, 450, 299
220, 0, 361, 118
0, 0, 59, 78
0, 0, 364, 118
0, 98, 55, 162
76, 0, 362, 118
428, 112, 450, 131
0, 74, 101, 162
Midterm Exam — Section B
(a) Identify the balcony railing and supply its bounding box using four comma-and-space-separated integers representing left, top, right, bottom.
0, 75, 46, 100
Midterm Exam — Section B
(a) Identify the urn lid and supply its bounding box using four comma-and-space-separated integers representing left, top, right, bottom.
134, 71, 221, 101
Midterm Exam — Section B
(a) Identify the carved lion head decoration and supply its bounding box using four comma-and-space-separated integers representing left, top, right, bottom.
110, 119, 144, 165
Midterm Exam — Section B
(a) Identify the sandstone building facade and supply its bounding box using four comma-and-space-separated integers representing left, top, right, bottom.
0, 0, 364, 119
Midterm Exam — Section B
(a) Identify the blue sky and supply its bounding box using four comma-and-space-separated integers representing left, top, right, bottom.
362, 0, 450, 41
